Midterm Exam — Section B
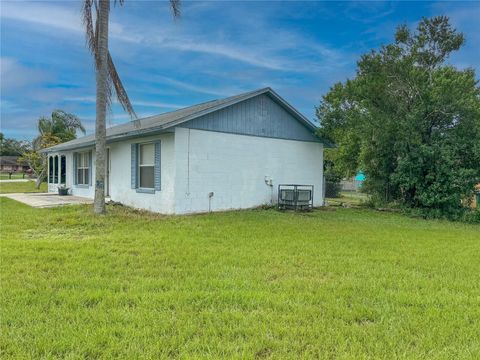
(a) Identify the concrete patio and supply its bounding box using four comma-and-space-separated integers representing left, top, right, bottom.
0, 192, 92, 208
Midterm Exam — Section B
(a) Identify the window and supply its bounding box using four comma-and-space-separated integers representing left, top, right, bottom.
60, 156, 66, 184
48, 156, 54, 184
76, 152, 90, 186
131, 141, 160, 192
48, 156, 59, 184
139, 143, 154, 188
54, 156, 59, 183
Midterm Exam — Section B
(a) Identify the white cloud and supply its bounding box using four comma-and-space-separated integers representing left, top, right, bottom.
0, 57, 50, 92
64, 95, 185, 109
0, 1, 138, 43
0, 1, 346, 73
149, 76, 247, 97
63, 96, 97, 103
343, 2, 397, 24
1, 1, 82, 32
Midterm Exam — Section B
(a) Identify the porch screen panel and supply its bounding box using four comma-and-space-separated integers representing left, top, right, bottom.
60, 156, 66, 184
54, 156, 59, 183
49, 156, 54, 184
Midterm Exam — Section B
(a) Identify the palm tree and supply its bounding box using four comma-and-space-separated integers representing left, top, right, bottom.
82, 0, 181, 214
20, 110, 86, 188
34, 110, 86, 149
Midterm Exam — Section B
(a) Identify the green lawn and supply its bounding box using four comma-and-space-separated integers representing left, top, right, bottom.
1, 199, 479, 359
0, 180, 47, 194
327, 191, 370, 206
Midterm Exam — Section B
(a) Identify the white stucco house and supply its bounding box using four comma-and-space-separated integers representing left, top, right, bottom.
44, 88, 331, 214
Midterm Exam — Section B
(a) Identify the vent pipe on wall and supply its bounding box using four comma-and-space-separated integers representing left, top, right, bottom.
208, 191, 214, 212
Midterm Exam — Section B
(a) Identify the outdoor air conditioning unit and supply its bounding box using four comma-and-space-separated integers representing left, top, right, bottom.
278, 184, 314, 211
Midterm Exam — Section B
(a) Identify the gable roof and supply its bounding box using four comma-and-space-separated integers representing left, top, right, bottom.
44, 87, 329, 152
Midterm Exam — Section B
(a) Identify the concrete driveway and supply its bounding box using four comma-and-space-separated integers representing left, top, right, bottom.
0, 192, 92, 208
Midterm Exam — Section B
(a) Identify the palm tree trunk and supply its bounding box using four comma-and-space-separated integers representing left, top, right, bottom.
93, 0, 110, 214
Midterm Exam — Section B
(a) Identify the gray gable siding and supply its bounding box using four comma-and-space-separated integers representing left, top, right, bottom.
181, 94, 320, 142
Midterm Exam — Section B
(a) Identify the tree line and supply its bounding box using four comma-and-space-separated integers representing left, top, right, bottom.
1, 111, 86, 188
316, 16, 480, 221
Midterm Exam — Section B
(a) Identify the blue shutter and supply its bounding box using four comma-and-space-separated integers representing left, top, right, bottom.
73, 153, 77, 185
131, 143, 138, 189
88, 151, 92, 186
154, 141, 161, 191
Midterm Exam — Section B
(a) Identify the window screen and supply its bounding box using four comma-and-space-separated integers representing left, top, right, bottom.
49, 156, 54, 183
53, 156, 59, 183
139, 143, 154, 188
60, 156, 66, 184
76, 152, 89, 185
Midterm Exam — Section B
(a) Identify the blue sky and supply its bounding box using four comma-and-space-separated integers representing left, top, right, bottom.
1, 1, 479, 140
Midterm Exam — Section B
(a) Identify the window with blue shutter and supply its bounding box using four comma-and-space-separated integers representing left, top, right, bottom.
132, 141, 160, 193
74, 151, 90, 186
138, 143, 154, 189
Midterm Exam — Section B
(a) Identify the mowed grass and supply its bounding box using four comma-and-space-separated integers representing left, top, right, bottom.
0, 181, 47, 194
0, 198, 479, 359
327, 191, 370, 206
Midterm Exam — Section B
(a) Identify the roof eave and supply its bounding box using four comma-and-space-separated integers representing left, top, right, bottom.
42, 87, 333, 151
41, 127, 176, 153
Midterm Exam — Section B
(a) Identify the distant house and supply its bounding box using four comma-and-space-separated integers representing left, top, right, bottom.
341, 171, 365, 192
43, 88, 331, 214
0, 156, 29, 173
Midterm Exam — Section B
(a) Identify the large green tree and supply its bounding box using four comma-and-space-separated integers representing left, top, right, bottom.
0, 133, 29, 156
317, 16, 480, 219
20, 110, 86, 188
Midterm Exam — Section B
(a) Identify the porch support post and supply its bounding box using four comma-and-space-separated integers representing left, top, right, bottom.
47, 155, 50, 184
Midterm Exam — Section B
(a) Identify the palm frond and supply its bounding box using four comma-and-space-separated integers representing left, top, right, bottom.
53, 110, 87, 134
83, 0, 137, 121
108, 53, 137, 119
82, 0, 181, 123
170, 0, 181, 18
32, 136, 43, 151
37, 116, 52, 136
82, 0, 99, 66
